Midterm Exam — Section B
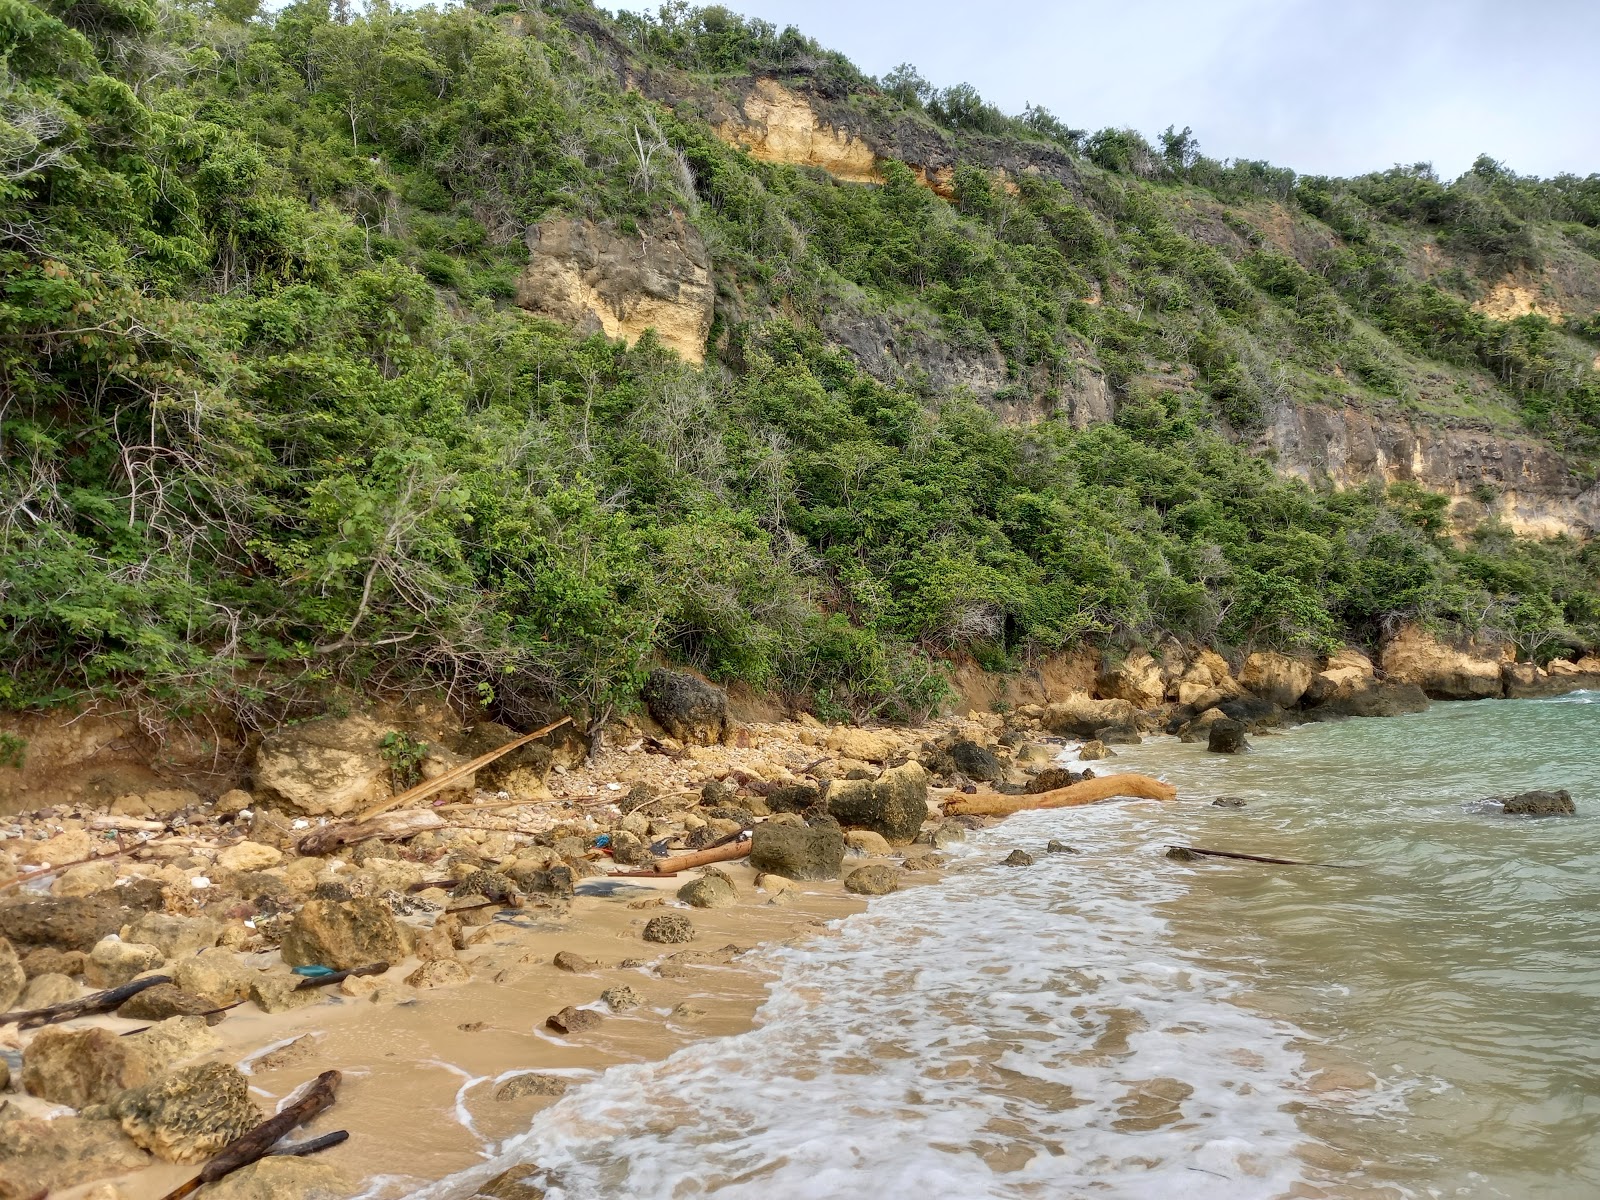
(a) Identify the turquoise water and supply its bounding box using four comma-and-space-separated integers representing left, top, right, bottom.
414, 694, 1598, 1200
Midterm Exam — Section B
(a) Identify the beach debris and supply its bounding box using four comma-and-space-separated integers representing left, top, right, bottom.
1165, 845, 1355, 868
296, 808, 446, 857
545, 1005, 602, 1035
2, 972, 172, 1030
357, 717, 573, 822
642, 914, 695, 944
944, 772, 1176, 817
844, 865, 899, 895
156, 1068, 342, 1199
292, 962, 389, 991
264, 1129, 349, 1158
651, 834, 753, 873
1001, 849, 1036, 867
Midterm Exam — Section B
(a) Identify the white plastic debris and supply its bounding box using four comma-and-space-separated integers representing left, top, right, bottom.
190, 875, 211, 889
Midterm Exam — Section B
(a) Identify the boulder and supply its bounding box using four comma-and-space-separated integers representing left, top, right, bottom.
825, 761, 929, 845
453, 721, 553, 799
641, 669, 728, 746
1207, 720, 1249, 754
765, 783, 822, 813
1002, 849, 1036, 866
824, 727, 899, 763
252, 714, 392, 817
552, 950, 595, 973
1095, 650, 1167, 709
1077, 740, 1113, 761
1496, 789, 1576, 816
120, 914, 220, 960
1025, 767, 1076, 793
0, 935, 23, 1010
1303, 647, 1378, 709
85, 935, 165, 988
278, 898, 413, 971
22, 971, 79, 1009
251, 970, 328, 1012
1041, 694, 1137, 738
676, 874, 736, 909
0, 1116, 149, 1197
117, 982, 218, 1023
749, 819, 845, 881
496, 1073, 570, 1101
947, 740, 1005, 783
1215, 694, 1290, 730
22, 1026, 153, 1108
21, 946, 86, 978
124, 1016, 221, 1072
18, 828, 95, 868
1302, 681, 1430, 720
473, 1164, 549, 1200
844, 830, 892, 857
111, 1062, 262, 1162
0, 890, 158, 952
173, 950, 256, 1006
215, 841, 283, 873
407, 959, 472, 989
601, 985, 642, 1012
1240, 651, 1313, 709
1380, 625, 1505, 701
642, 914, 695, 944
197, 1158, 348, 1200
844, 865, 899, 896
545, 1005, 602, 1035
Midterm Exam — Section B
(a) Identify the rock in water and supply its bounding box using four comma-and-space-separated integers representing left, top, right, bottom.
642, 914, 695, 944
1211, 796, 1248, 809
279, 897, 412, 970
1002, 850, 1036, 866
1025, 767, 1076, 793
472, 1163, 549, 1200
1496, 789, 1577, 816
552, 950, 595, 973
641, 669, 728, 746
111, 1062, 261, 1162
496, 1073, 571, 1101
601, 984, 642, 1011
749, 820, 845, 880
676, 874, 736, 908
844, 865, 899, 895
1207, 720, 1249, 754
198, 1157, 348, 1200
22, 1026, 154, 1107
545, 1005, 602, 1035
1045, 840, 1078, 854
1077, 739, 1114, 761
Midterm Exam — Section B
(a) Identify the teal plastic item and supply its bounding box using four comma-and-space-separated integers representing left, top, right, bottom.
291, 965, 336, 977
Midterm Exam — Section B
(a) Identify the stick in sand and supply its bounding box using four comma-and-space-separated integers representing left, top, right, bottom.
943, 772, 1176, 818
159, 1070, 343, 1200
1, 974, 173, 1030
649, 836, 752, 874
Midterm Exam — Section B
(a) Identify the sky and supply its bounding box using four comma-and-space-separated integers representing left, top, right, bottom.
611, 0, 1600, 180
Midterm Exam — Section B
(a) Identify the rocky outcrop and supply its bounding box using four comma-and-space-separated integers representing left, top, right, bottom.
518, 212, 713, 363
253, 714, 391, 817
1260, 401, 1600, 538
642, 668, 728, 746
1380, 625, 1506, 701
1096, 650, 1167, 709
1040, 694, 1137, 738
1495, 789, 1576, 816
717, 78, 880, 183
1239, 651, 1314, 709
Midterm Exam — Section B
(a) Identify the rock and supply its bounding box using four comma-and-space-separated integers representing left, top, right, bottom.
173, 950, 256, 1006
1302, 680, 1430, 720
931, 821, 967, 849
117, 982, 219, 1023
51, 860, 119, 897
251, 970, 327, 1012
601, 984, 642, 1011
1041, 694, 1137, 738
844, 865, 899, 895
844, 829, 893, 856
18, 828, 95, 868
1096, 650, 1167, 708
1240, 651, 1314, 709
0, 1116, 149, 1196
406, 958, 471, 989
641, 669, 728, 746
1380, 625, 1505, 701
472, 1163, 549, 1200
552, 950, 595, 973
1021, 767, 1071, 794
0, 936, 23, 1010
454, 722, 554, 799
948, 740, 1005, 783
1077, 739, 1113, 761
0, 892, 152, 953
1045, 840, 1078, 854
1216, 694, 1289, 730
823, 727, 898, 763
755, 872, 796, 895
111, 1062, 260, 1162
495, 1073, 570, 1101
643, 913, 695, 944
749, 819, 845, 881
22, 1026, 153, 1107
545, 1005, 602, 1035
216, 788, 254, 814
279, 898, 413, 971
252, 713, 394, 817
509, 864, 574, 900
120, 914, 220, 961
676, 874, 736, 908
1496, 789, 1576, 816
21, 946, 86, 978
124, 1016, 220, 1073
825, 760, 929, 845
216, 841, 282, 873
452, 869, 517, 902
766, 783, 822, 813
22, 971, 79, 1008
84, 936, 165, 989
1207, 720, 1249, 754
1002, 849, 1036, 866
1212, 796, 1248, 808
196, 1157, 348, 1200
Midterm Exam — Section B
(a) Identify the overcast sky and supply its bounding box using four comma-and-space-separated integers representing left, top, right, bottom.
611, 0, 1600, 180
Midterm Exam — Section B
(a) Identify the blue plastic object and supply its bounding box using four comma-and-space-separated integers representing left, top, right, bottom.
594, 834, 611, 848
291, 964, 336, 978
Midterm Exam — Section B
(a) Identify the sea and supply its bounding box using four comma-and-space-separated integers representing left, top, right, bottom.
419, 692, 1599, 1200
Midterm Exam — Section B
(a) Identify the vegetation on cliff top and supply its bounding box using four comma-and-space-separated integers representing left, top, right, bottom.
1, 0, 1597, 732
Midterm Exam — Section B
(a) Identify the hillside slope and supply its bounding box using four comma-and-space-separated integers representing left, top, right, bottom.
2, 0, 1597, 730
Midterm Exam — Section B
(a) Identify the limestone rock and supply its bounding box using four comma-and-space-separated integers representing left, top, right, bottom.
117, 983, 218, 1023
749, 819, 845, 881
0, 1115, 149, 1197
825, 761, 929, 845
197, 1158, 348, 1200
948, 740, 1005, 782
216, 788, 254, 814
407, 958, 472, 989
1495, 789, 1576, 816
124, 1016, 220, 1073
18, 828, 94, 868
824, 727, 898, 763
1302, 681, 1430, 720
216, 841, 283, 873
643, 913, 695, 944
453, 722, 554, 799
22, 1026, 153, 1108
120, 913, 220, 960
1096, 650, 1167, 709
844, 829, 892, 857
279, 898, 413, 971
755, 872, 796, 895
641, 669, 728, 745
545, 1005, 602, 1035
51, 860, 119, 897
1380, 625, 1505, 701
495, 1072, 570, 1101
676, 874, 736, 909
1046, 840, 1078, 854
252, 714, 392, 817
518, 212, 713, 364
0, 936, 23, 1010
601, 984, 642, 1011
1002, 849, 1036, 866
1240, 651, 1314, 709
84, 935, 164, 988
251, 970, 326, 1012
472, 1163, 548, 1200
111, 1062, 261, 1162
1207, 720, 1249, 754
21, 946, 86, 978
1078, 740, 1113, 761
22, 971, 79, 1008
0, 893, 139, 952
173, 950, 256, 1006
844, 865, 899, 896
1041, 694, 1137, 738
552, 950, 595, 973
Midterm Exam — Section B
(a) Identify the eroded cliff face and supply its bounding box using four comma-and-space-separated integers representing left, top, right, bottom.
518, 213, 713, 363
1260, 402, 1600, 537
717, 78, 881, 184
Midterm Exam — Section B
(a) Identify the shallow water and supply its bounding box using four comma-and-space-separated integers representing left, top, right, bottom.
422, 694, 1598, 1200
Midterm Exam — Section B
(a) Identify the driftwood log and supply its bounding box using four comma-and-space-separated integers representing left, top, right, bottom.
651, 838, 752, 873
159, 1070, 343, 1200
265, 1130, 349, 1158
1166, 845, 1355, 868
297, 808, 445, 856
943, 773, 1177, 818
357, 717, 572, 821
1, 974, 173, 1030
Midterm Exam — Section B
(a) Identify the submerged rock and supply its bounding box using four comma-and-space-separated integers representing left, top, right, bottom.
472, 1163, 549, 1200
1495, 789, 1576, 816
843, 865, 899, 895
496, 1073, 571, 1101
1002, 849, 1036, 867
1045, 840, 1078, 854
1207, 720, 1248, 754
545, 1005, 602, 1035
1211, 796, 1248, 809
